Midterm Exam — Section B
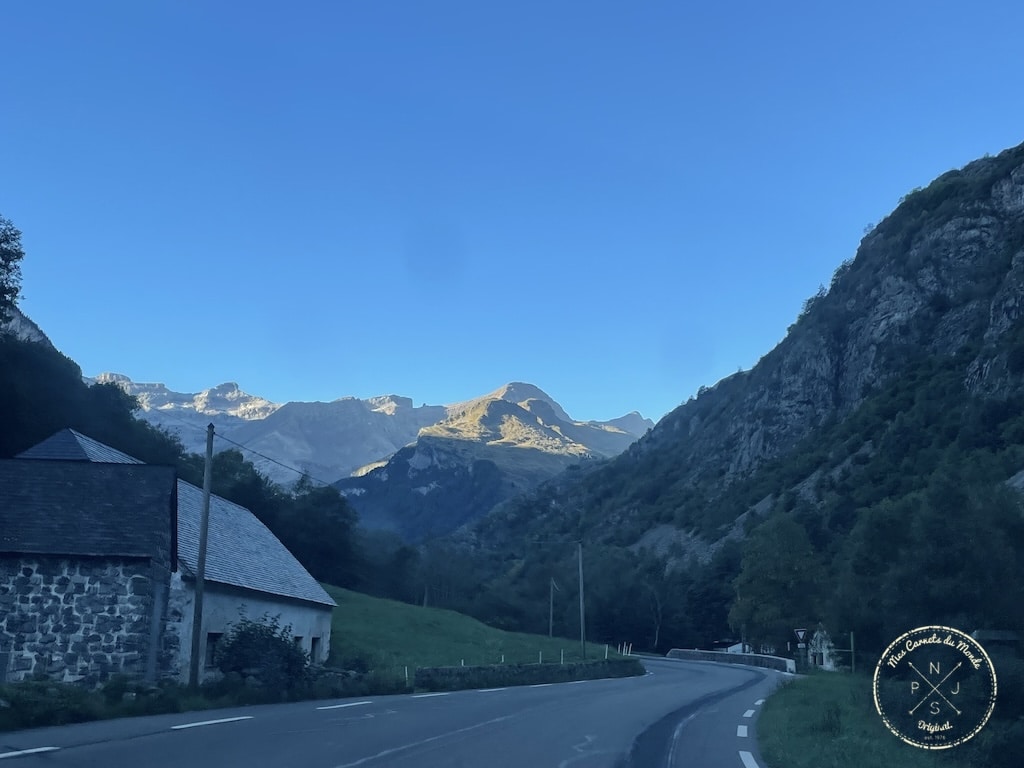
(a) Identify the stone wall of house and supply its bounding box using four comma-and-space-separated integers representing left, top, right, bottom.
165, 573, 334, 683
0, 555, 171, 686
162, 571, 189, 681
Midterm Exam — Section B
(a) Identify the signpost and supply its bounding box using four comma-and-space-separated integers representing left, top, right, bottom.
794, 628, 808, 670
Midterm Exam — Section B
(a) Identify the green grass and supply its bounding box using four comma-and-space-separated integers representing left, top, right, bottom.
322, 584, 619, 675
758, 671, 973, 768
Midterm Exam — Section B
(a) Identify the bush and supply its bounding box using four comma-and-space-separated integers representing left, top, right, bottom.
214, 614, 311, 697
0, 681, 102, 730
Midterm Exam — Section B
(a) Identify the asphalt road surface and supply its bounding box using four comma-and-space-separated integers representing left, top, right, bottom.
0, 658, 788, 768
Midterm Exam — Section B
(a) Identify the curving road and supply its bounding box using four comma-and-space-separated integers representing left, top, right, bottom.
0, 659, 787, 767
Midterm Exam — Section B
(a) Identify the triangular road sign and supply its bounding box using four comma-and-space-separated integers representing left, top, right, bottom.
795, 628, 807, 642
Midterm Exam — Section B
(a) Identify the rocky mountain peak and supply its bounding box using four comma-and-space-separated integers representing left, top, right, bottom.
0, 306, 54, 348
490, 381, 571, 423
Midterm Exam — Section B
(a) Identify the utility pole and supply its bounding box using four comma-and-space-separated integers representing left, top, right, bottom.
549, 579, 554, 637
189, 424, 214, 689
549, 578, 560, 637
578, 541, 586, 659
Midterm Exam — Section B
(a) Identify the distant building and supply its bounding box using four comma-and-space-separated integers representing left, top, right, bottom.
808, 625, 838, 670
0, 429, 336, 686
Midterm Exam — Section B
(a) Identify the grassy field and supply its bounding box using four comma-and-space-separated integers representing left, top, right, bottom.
756, 671, 1011, 768
322, 584, 619, 674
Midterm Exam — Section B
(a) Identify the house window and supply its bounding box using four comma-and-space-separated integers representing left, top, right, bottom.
310, 637, 321, 662
205, 632, 224, 668
293, 636, 304, 650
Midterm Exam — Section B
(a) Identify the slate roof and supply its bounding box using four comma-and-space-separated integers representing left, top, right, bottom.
176, 481, 335, 606
13, 429, 336, 608
0, 460, 176, 561
17, 429, 144, 464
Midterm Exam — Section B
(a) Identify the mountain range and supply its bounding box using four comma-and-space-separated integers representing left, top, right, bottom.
86, 373, 653, 539
334, 383, 653, 540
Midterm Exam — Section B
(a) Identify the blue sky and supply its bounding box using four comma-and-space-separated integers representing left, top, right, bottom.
4, 2, 1024, 423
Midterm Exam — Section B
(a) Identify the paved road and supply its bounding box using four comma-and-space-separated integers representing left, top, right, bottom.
0, 659, 787, 767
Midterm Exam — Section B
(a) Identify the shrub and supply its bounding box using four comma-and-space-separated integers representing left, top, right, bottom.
214, 613, 311, 697
0, 682, 102, 730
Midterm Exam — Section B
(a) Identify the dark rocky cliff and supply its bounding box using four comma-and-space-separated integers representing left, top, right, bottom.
463, 141, 1024, 557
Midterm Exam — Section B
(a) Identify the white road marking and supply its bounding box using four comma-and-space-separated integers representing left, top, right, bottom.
0, 747, 60, 760
754, 698, 765, 705
739, 750, 760, 768
567, 680, 588, 684
171, 716, 253, 730
333, 715, 512, 767
317, 700, 373, 710
558, 734, 611, 768
529, 683, 553, 688
743, 709, 755, 717
737, 725, 748, 737
411, 692, 450, 698
479, 687, 507, 692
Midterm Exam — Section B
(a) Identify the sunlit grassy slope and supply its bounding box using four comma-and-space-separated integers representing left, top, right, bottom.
322, 584, 617, 672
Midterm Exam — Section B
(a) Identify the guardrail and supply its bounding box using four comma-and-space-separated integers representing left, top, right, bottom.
666, 648, 796, 673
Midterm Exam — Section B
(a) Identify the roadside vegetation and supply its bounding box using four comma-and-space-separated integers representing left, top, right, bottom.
759, 669, 1021, 768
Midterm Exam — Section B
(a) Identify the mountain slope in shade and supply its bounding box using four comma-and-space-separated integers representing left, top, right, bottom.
225, 396, 447, 486
336, 384, 653, 541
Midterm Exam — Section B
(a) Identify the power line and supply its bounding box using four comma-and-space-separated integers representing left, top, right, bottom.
134, 407, 335, 488
213, 431, 335, 488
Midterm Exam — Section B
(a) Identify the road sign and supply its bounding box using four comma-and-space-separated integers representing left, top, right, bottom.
795, 628, 807, 642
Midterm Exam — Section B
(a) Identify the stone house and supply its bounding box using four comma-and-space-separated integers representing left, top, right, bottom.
0, 429, 337, 686
808, 625, 839, 670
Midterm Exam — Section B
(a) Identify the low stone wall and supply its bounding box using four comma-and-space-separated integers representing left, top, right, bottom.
666, 648, 796, 673
414, 658, 644, 692
0, 555, 168, 686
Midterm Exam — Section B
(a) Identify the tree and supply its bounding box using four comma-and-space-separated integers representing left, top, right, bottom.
728, 515, 826, 652
0, 215, 24, 322
283, 480, 361, 588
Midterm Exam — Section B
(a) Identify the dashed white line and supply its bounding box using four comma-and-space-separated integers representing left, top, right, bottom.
0, 747, 60, 760
479, 687, 507, 692
333, 714, 512, 767
317, 700, 373, 710
411, 692, 450, 698
743, 709, 755, 717
737, 724, 748, 737
739, 750, 760, 768
567, 680, 588, 684
529, 683, 553, 688
171, 716, 253, 730
754, 698, 765, 705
